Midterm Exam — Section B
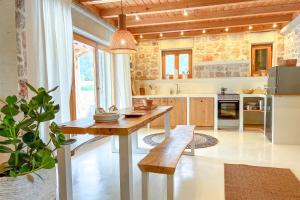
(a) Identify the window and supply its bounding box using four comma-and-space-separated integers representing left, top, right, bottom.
251, 44, 272, 76
162, 50, 192, 79
71, 34, 113, 120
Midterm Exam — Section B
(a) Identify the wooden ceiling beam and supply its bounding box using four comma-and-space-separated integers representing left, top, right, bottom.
80, 0, 120, 5
129, 14, 292, 35
98, 0, 258, 18
135, 23, 286, 41
126, 2, 300, 27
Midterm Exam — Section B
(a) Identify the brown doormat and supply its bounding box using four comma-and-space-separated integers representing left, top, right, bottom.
225, 164, 300, 200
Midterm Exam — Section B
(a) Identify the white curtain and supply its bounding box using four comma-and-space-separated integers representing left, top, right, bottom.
114, 54, 132, 109
98, 50, 114, 111
26, 0, 73, 124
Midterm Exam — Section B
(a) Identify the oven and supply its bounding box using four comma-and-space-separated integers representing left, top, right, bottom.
218, 100, 239, 120
218, 94, 240, 129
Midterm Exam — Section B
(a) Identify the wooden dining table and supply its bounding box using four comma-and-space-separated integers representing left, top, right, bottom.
57, 106, 173, 200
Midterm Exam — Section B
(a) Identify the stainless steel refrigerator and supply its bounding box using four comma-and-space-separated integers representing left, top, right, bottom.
265, 66, 300, 141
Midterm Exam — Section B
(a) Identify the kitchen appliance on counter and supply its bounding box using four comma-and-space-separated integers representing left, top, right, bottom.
218, 94, 240, 129
266, 66, 300, 142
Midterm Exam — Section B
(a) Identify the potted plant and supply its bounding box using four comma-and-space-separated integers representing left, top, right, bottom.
0, 83, 75, 200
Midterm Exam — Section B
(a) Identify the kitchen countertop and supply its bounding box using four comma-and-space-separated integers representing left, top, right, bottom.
133, 93, 266, 98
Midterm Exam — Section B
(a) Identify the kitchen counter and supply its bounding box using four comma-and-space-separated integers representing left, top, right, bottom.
132, 94, 217, 98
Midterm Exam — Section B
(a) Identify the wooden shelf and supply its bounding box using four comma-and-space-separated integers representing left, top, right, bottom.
244, 109, 264, 112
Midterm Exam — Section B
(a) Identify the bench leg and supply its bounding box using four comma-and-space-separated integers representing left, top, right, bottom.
142, 172, 149, 200
190, 136, 195, 156
167, 175, 174, 200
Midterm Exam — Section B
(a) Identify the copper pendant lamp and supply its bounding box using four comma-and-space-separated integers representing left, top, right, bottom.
110, 0, 137, 54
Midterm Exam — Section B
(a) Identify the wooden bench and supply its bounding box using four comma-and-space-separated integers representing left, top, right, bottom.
138, 125, 196, 200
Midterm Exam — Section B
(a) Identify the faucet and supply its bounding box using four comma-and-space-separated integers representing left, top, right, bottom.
176, 84, 180, 94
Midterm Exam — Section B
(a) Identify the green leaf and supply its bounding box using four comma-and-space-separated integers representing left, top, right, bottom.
17, 118, 35, 130
5, 95, 17, 105
1, 104, 19, 116
61, 138, 76, 145
0, 140, 13, 145
22, 132, 35, 144
48, 86, 59, 93
0, 146, 13, 153
50, 133, 60, 149
19, 164, 30, 174
42, 156, 55, 169
37, 112, 55, 122
26, 82, 38, 94
0, 129, 10, 138
9, 170, 17, 177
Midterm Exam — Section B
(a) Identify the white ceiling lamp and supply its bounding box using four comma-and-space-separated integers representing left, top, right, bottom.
273, 23, 277, 28
248, 25, 253, 30
183, 9, 189, 16
110, 0, 137, 54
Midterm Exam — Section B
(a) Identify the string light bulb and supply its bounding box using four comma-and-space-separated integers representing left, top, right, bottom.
180, 31, 184, 36
159, 33, 163, 37
273, 23, 277, 28
135, 15, 140, 21
248, 25, 253, 30
183, 9, 188, 16
202, 29, 206, 34
225, 27, 229, 32
139, 34, 143, 39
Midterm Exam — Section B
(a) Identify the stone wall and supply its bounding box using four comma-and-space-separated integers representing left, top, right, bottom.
133, 31, 284, 80
194, 61, 249, 78
15, 0, 28, 98
283, 24, 300, 65
133, 40, 160, 80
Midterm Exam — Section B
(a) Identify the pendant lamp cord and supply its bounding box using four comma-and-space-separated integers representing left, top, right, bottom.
121, 0, 123, 14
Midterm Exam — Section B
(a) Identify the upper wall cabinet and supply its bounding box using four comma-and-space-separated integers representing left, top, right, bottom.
251, 44, 273, 76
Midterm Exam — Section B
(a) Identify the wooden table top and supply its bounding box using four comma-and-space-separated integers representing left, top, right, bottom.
60, 106, 173, 136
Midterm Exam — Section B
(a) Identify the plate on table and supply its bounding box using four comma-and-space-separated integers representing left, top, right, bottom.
124, 111, 146, 118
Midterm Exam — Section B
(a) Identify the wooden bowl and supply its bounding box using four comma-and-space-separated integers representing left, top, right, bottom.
242, 89, 254, 94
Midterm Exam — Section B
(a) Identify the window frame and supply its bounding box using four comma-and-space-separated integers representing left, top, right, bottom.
251, 44, 273, 76
70, 33, 113, 120
162, 49, 193, 79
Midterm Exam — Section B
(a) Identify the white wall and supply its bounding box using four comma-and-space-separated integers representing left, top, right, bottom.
135, 77, 267, 95
0, 0, 18, 99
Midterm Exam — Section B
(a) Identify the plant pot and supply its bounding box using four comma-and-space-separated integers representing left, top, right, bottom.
0, 168, 56, 200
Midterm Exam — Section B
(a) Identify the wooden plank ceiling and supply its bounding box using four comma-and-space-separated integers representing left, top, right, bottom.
78, 0, 300, 40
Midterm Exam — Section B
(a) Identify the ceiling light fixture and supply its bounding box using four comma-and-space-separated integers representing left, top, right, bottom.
160, 33, 163, 37
139, 34, 143, 39
183, 9, 188, 16
202, 29, 206, 34
273, 23, 277, 28
180, 31, 184, 36
110, 0, 137, 54
225, 27, 229, 32
135, 15, 140, 21
248, 25, 253, 30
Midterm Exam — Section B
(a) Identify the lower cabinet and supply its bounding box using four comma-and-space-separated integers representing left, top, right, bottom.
132, 97, 214, 128
150, 98, 187, 128
189, 97, 214, 127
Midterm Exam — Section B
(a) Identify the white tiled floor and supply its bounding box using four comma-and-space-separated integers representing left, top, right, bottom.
72, 128, 300, 200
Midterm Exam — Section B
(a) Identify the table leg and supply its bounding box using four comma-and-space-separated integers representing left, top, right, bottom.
111, 135, 119, 153
164, 112, 171, 137
119, 135, 133, 200
57, 135, 73, 200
